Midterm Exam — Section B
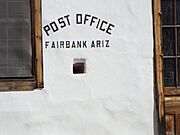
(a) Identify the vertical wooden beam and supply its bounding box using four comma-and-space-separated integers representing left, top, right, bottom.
153, 0, 165, 121
176, 114, 180, 135
165, 115, 175, 135
34, 0, 44, 88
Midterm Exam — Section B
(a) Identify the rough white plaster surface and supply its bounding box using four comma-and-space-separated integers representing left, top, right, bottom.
0, 0, 154, 135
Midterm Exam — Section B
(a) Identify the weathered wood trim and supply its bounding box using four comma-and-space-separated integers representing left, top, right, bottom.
176, 114, 180, 135
165, 115, 175, 135
153, 0, 165, 121
165, 97, 180, 114
165, 87, 180, 96
34, 0, 44, 88
0, 81, 36, 91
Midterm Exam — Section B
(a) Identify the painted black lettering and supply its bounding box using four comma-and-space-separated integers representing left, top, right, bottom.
84, 14, 91, 24
83, 41, 87, 48
101, 40, 104, 47
106, 40, 110, 47
90, 16, 98, 26
51, 41, 55, 48
64, 15, 71, 25
72, 41, 76, 48
76, 14, 83, 24
99, 21, 108, 32
66, 41, 70, 48
96, 40, 101, 47
43, 25, 51, 36
91, 41, 95, 48
96, 19, 101, 28
45, 41, 49, 48
106, 23, 115, 35
58, 17, 66, 28
77, 41, 81, 48
50, 21, 59, 32
56, 41, 59, 48
60, 41, 64, 48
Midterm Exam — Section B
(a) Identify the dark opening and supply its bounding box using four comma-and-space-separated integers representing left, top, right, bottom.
73, 59, 86, 74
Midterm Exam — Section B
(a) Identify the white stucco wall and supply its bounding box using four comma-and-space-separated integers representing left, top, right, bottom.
0, 0, 154, 135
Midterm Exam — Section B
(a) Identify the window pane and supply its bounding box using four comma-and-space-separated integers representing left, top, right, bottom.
177, 28, 180, 55
162, 28, 175, 56
0, 46, 7, 76
0, 0, 32, 77
163, 59, 176, 87
177, 0, 180, 24
0, 1, 7, 18
162, 0, 174, 25
8, 0, 30, 19
178, 59, 180, 86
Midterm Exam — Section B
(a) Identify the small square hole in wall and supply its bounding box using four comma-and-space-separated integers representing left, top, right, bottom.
73, 58, 86, 74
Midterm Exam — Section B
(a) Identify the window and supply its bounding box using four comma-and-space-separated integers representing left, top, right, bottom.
0, 0, 43, 91
154, 0, 180, 134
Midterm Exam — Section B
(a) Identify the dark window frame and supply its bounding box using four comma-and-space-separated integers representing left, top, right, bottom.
0, 0, 43, 91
